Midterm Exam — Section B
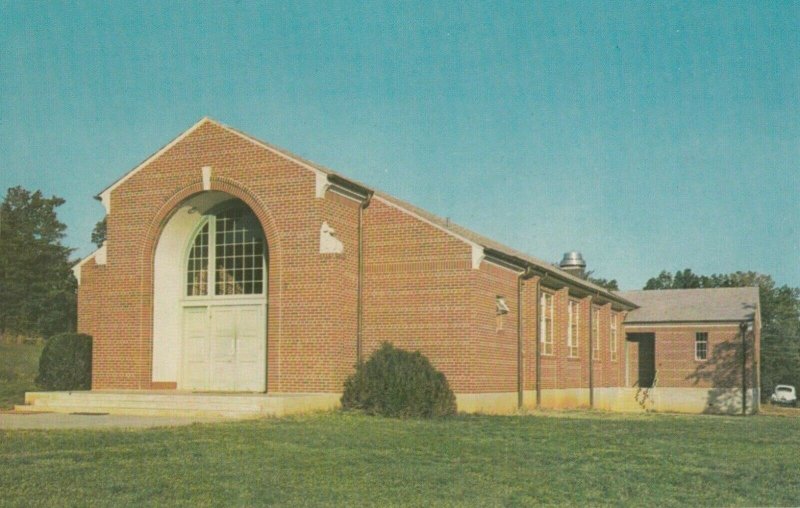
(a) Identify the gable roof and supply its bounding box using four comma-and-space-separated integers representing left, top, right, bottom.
616, 287, 760, 324
96, 117, 636, 309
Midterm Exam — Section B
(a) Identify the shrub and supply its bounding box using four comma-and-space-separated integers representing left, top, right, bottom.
341, 342, 457, 418
35, 333, 92, 391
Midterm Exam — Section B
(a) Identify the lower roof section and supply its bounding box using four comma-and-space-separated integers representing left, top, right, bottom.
617, 287, 760, 324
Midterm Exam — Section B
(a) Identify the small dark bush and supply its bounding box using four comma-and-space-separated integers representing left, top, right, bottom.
35, 333, 92, 391
341, 342, 456, 418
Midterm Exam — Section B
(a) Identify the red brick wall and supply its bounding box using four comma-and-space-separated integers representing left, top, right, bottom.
469, 261, 519, 393
76, 119, 756, 401
625, 324, 758, 390
79, 121, 365, 392
361, 198, 475, 392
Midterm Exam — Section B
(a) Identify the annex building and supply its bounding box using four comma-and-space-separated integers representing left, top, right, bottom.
47, 118, 760, 417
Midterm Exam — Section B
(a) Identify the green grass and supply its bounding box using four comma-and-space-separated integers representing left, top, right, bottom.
0, 341, 42, 409
1, 410, 799, 507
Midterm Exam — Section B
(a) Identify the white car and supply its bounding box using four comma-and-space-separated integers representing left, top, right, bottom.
770, 385, 797, 407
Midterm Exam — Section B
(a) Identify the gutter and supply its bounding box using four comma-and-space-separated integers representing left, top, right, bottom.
356, 191, 373, 363
588, 295, 595, 409
483, 248, 637, 311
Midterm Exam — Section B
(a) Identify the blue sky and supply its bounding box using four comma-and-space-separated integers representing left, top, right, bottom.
1, 1, 798, 289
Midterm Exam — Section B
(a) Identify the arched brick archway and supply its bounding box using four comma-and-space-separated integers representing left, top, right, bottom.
140, 178, 284, 391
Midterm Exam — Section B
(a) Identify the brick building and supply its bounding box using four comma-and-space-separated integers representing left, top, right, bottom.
70, 118, 760, 415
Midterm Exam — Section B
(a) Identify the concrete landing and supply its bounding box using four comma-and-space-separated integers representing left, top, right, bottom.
15, 391, 342, 419
0, 412, 224, 430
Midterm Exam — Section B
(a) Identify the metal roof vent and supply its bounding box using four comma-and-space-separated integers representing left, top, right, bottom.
559, 251, 586, 277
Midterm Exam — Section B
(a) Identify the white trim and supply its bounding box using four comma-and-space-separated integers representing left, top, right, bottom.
98, 118, 213, 214
99, 193, 111, 214
471, 245, 485, 270
95, 242, 107, 265
71, 243, 107, 285
201, 166, 212, 190
610, 314, 618, 361
315, 171, 331, 198
694, 332, 709, 361
540, 291, 555, 355
567, 299, 579, 358
181, 296, 266, 307
624, 322, 744, 329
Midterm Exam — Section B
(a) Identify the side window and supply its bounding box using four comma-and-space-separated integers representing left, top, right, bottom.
592, 307, 600, 360
540, 292, 554, 355
695, 332, 708, 361
567, 300, 579, 358
610, 314, 618, 361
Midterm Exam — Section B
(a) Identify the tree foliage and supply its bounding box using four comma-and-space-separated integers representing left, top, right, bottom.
587, 275, 619, 291
0, 186, 77, 338
91, 217, 106, 248
644, 269, 800, 398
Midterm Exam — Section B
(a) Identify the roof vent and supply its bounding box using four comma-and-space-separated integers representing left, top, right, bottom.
559, 251, 586, 278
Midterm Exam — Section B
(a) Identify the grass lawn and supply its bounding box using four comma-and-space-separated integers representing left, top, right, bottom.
0, 341, 42, 409
1, 410, 799, 507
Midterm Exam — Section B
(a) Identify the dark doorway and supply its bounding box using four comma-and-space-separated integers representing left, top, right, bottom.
628, 333, 656, 388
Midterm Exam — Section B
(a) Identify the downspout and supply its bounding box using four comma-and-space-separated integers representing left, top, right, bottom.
740, 320, 748, 415
356, 192, 373, 364
536, 274, 547, 409
517, 266, 535, 409
588, 295, 595, 409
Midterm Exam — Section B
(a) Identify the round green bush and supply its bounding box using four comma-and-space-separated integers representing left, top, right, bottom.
35, 333, 92, 391
341, 342, 457, 418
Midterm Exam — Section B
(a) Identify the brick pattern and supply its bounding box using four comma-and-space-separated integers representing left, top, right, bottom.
627, 325, 758, 390
362, 198, 474, 391
77, 120, 759, 401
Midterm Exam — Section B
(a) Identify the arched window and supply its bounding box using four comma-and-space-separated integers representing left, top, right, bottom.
185, 204, 266, 297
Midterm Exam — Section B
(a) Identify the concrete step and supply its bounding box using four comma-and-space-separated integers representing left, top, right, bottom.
15, 391, 341, 418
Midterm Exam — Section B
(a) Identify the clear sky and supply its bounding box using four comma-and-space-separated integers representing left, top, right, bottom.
1, 1, 798, 290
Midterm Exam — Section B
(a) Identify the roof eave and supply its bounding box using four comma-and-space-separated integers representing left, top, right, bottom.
484, 248, 637, 310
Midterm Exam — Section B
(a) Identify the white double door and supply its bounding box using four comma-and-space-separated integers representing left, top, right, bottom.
181, 303, 266, 392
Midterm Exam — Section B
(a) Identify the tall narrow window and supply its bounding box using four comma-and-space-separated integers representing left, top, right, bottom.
695, 332, 708, 361
610, 314, 618, 361
186, 222, 209, 296
540, 292, 554, 355
185, 203, 266, 298
592, 307, 600, 360
568, 300, 579, 358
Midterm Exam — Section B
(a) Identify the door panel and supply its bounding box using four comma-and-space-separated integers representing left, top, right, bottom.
182, 307, 209, 390
210, 307, 237, 391
181, 304, 265, 392
236, 306, 265, 391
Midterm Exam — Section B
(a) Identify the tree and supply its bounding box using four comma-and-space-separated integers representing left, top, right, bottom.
0, 186, 77, 338
643, 269, 800, 399
587, 275, 619, 291
91, 217, 106, 247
